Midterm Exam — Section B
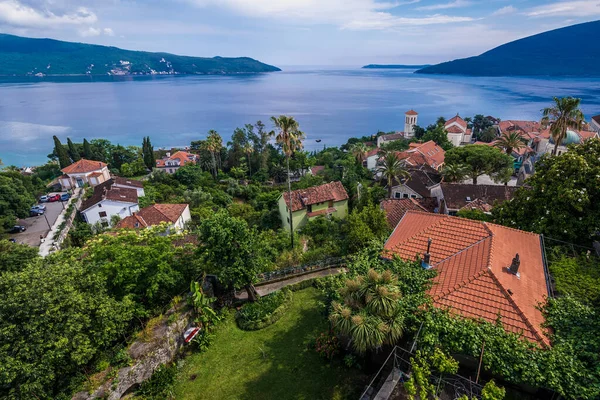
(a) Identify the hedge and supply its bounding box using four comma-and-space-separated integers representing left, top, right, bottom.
236, 289, 293, 331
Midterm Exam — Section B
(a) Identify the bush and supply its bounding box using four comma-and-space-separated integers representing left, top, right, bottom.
135, 364, 176, 400
236, 289, 293, 330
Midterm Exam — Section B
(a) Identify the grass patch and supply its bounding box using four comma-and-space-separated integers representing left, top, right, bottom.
173, 287, 364, 400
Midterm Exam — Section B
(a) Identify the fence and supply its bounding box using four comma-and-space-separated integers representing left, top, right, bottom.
256, 257, 346, 284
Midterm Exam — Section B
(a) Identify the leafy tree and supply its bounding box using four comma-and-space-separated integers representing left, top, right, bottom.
456, 208, 493, 222
0, 173, 36, 229
542, 96, 585, 155
53, 135, 71, 168
413, 125, 426, 139
493, 139, 600, 244
435, 116, 446, 126
120, 157, 147, 177
441, 163, 468, 183
82, 138, 92, 159
111, 144, 138, 171
494, 131, 527, 155
479, 127, 498, 143
197, 211, 270, 301
350, 142, 368, 165
377, 151, 410, 197
345, 203, 389, 253
0, 259, 133, 399
472, 114, 493, 135
379, 139, 409, 152
548, 254, 600, 306
205, 130, 224, 177
89, 139, 113, 163
67, 138, 81, 162
0, 240, 39, 273
444, 145, 513, 185
142, 136, 154, 170
481, 380, 506, 400
32, 162, 61, 181
421, 125, 453, 151
271, 115, 305, 247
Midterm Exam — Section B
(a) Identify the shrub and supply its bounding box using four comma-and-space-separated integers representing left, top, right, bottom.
135, 364, 176, 400
236, 289, 293, 330
314, 330, 340, 360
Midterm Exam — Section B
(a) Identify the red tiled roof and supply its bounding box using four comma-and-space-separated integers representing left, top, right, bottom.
445, 115, 467, 130
156, 151, 197, 168
282, 181, 348, 212
114, 176, 144, 188
397, 140, 445, 169
380, 198, 436, 228
61, 159, 107, 174
380, 133, 404, 142
116, 204, 188, 229
405, 109, 418, 116
577, 130, 598, 141
81, 179, 138, 212
499, 120, 541, 134
365, 148, 380, 158
384, 211, 549, 346
445, 125, 465, 134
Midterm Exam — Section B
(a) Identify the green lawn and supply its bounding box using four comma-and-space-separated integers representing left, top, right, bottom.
173, 288, 364, 400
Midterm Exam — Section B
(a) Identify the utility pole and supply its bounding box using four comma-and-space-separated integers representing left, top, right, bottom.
43, 214, 52, 230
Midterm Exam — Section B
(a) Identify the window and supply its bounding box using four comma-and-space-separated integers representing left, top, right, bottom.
410, 194, 417, 199
307, 205, 312, 213
394, 192, 401, 199
287, 217, 290, 223
403, 194, 409, 198
328, 200, 334, 208
99, 211, 107, 218
101, 221, 109, 228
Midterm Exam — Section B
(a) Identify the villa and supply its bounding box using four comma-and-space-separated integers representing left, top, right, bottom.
438, 183, 518, 215
389, 165, 442, 201
156, 150, 198, 174
59, 159, 111, 189
80, 179, 139, 227
396, 140, 445, 171
278, 181, 349, 231
116, 203, 191, 232
384, 211, 550, 346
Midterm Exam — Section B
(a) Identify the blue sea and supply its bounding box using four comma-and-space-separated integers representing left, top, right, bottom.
1, 66, 600, 167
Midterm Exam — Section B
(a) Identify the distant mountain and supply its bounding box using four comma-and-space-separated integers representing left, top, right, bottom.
416, 20, 600, 77
0, 34, 280, 77
362, 64, 430, 69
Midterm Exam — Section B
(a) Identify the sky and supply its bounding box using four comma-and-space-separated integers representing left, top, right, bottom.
0, 0, 599, 66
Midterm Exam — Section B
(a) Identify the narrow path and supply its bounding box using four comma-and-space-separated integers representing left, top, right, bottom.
235, 267, 346, 300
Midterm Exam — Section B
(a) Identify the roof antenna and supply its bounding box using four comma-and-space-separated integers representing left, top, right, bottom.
421, 238, 433, 270
508, 253, 520, 277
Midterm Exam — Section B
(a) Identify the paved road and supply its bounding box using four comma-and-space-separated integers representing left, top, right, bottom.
8, 193, 67, 247
235, 267, 346, 300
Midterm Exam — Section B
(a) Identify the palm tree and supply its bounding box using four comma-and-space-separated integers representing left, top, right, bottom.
542, 97, 585, 155
329, 269, 405, 354
442, 163, 469, 183
205, 130, 223, 177
242, 142, 254, 178
377, 151, 411, 198
494, 131, 527, 155
271, 115, 305, 248
350, 142, 368, 166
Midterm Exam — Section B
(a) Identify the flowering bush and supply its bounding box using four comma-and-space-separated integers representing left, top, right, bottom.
314, 330, 340, 360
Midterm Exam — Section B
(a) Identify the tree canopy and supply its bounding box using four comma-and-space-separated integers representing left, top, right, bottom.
444, 145, 513, 185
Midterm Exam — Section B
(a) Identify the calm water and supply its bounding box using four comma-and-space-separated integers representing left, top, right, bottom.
1, 67, 600, 166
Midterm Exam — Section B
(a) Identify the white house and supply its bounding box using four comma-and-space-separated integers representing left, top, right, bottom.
364, 148, 380, 171
444, 115, 472, 147
80, 179, 139, 227
59, 159, 111, 189
156, 150, 198, 174
115, 204, 191, 232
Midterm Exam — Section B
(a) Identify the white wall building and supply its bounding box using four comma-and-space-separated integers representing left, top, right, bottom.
444, 115, 472, 147
60, 159, 111, 190
404, 110, 418, 139
80, 180, 139, 227
115, 204, 191, 232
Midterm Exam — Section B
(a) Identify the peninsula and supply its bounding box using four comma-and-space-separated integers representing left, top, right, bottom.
0, 34, 281, 77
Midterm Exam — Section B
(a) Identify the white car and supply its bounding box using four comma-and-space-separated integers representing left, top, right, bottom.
39, 195, 49, 202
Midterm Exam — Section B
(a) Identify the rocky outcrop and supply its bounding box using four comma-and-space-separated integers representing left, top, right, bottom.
73, 308, 193, 400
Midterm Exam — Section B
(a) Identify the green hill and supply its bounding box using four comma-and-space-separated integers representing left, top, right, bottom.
416, 20, 600, 77
0, 34, 280, 76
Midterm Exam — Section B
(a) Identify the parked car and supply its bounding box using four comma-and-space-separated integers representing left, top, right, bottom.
9, 225, 26, 233
34, 204, 47, 211
60, 193, 71, 201
39, 195, 49, 202
30, 208, 44, 216
47, 194, 61, 202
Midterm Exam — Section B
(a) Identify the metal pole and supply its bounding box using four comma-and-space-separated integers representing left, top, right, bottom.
43, 214, 52, 230
476, 340, 485, 384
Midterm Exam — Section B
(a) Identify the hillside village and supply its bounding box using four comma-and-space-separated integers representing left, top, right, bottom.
1, 98, 600, 400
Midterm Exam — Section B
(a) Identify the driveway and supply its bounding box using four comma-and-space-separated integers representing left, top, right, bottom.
8, 193, 67, 247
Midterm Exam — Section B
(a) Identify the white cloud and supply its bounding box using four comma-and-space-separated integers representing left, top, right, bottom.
103, 27, 114, 36
416, 0, 471, 11
525, 0, 600, 17
187, 0, 475, 30
80, 26, 100, 37
492, 5, 516, 16
0, 0, 97, 28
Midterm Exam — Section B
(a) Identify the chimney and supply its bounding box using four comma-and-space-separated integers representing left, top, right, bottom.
421, 238, 433, 270
166, 152, 171, 157
508, 253, 520, 277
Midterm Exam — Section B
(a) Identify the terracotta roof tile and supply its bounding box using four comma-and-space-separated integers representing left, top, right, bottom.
397, 140, 445, 170
380, 198, 436, 228
61, 159, 107, 174
577, 130, 598, 141
310, 165, 325, 175
446, 125, 465, 134
384, 211, 549, 346
405, 109, 418, 116
114, 176, 144, 188
445, 115, 467, 130
441, 183, 518, 211
81, 179, 139, 212
116, 204, 188, 229
156, 151, 197, 168
282, 181, 348, 212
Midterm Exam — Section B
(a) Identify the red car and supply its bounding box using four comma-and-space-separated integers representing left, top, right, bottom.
47, 194, 61, 202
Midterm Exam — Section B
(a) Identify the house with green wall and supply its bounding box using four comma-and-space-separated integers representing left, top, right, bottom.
278, 181, 349, 232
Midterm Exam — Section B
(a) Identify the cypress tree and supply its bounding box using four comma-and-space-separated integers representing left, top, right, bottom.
67, 138, 81, 162
142, 136, 154, 170
83, 139, 92, 159
53, 136, 71, 169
